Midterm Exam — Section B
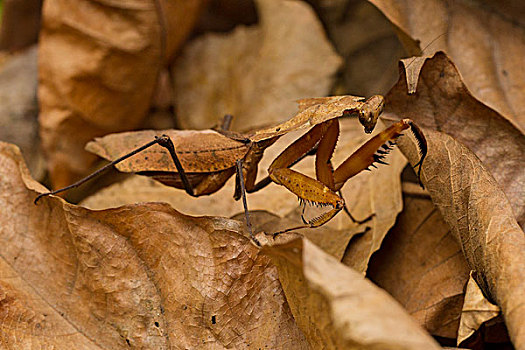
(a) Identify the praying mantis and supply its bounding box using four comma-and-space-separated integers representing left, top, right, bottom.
34, 94, 427, 245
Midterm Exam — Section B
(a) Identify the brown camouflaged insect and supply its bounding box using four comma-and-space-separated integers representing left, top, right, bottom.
35, 94, 426, 245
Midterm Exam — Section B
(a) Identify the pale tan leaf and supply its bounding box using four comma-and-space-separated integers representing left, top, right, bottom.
399, 56, 428, 94
0, 141, 308, 349
39, 0, 205, 189
369, 0, 525, 130
385, 52, 525, 229
457, 271, 501, 346
397, 129, 525, 349
368, 196, 470, 338
262, 237, 442, 349
173, 0, 342, 130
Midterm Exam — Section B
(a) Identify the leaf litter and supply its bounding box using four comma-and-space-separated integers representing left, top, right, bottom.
1, 0, 523, 348
1, 141, 442, 349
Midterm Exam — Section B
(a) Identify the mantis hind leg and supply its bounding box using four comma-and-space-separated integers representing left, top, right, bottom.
34, 134, 198, 204
154, 135, 195, 196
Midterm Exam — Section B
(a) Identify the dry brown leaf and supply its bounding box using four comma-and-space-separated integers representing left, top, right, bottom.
397, 129, 525, 349
385, 52, 525, 229
172, 0, 342, 130
457, 271, 501, 346
38, 0, 205, 189
369, 0, 525, 130
0, 141, 309, 349
368, 195, 470, 338
0, 46, 44, 179
262, 237, 442, 349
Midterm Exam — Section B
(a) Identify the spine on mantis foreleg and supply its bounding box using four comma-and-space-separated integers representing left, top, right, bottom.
332, 119, 427, 190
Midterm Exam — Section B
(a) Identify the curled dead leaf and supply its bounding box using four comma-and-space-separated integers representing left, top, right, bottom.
262, 237, 442, 349
385, 52, 525, 229
370, 0, 525, 130
397, 129, 525, 348
457, 271, 501, 346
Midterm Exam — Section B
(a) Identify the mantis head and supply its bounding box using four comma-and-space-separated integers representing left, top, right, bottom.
358, 95, 385, 134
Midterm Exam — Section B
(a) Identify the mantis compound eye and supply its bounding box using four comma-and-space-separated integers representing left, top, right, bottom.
359, 111, 376, 134
358, 95, 385, 134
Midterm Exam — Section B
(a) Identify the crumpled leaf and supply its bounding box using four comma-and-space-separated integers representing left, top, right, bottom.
172, 0, 342, 130
369, 0, 525, 130
457, 271, 501, 346
38, 0, 205, 189
368, 195, 471, 338
82, 117, 405, 270
0, 46, 44, 179
385, 52, 525, 229
0, 141, 308, 349
262, 236, 442, 349
396, 129, 525, 348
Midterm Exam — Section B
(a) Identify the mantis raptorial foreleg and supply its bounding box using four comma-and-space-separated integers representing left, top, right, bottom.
333, 119, 417, 189
232, 122, 330, 200
269, 119, 426, 235
269, 122, 332, 170
314, 119, 339, 191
